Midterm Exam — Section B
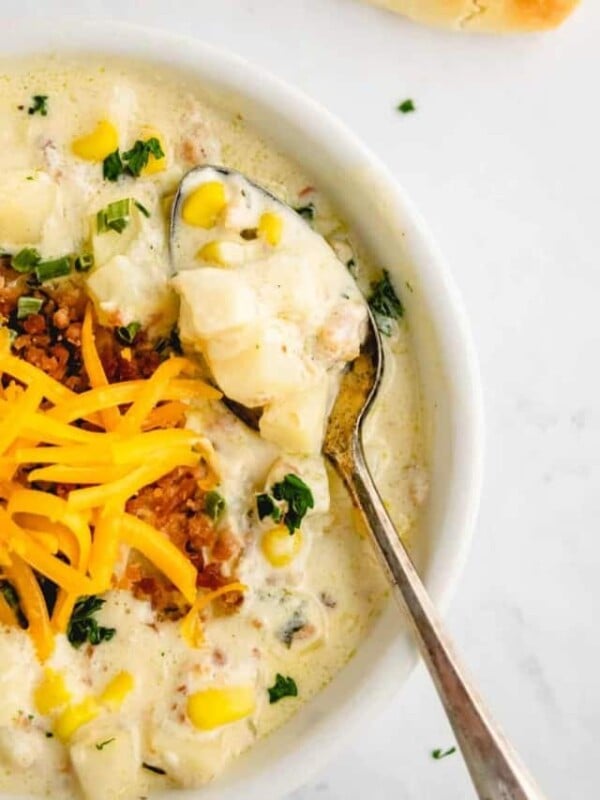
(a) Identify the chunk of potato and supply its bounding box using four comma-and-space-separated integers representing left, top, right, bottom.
172, 268, 258, 339
259, 382, 330, 454
0, 170, 58, 248
69, 719, 140, 800
207, 323, 310, 408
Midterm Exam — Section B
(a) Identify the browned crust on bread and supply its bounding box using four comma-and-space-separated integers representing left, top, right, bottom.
367, 0, 580, 32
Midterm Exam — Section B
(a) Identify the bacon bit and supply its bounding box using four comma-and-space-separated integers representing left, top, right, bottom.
212, 648, 226, 666
298, 185, 315, 198
250, 618, 263, 630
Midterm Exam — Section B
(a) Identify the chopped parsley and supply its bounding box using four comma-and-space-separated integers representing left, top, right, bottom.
256, 493, 282, 523
116, 321, 141, 345
0, 581, 20, 614
17, 296, 43, 319
102, 150, 124, 182
368, 270, 404, 336
204, 490, 226, 522
431, 746, 457, 760
272, 474, 314, 534
27, 95, 48, 116
278, 609, 307, 648
294, 203, 315, 223
397, 98, 416, 114
11, 247, 41, 273
95, 738, 115, 751
103, 137, 164, 181
257, 475, 314, 533
67, 596, 116, 649
268, 673, 298, 704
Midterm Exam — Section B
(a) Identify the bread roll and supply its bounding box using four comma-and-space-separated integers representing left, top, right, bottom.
365, 0, 580, 32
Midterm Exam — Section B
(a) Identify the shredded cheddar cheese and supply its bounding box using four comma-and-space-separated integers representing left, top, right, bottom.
0, 318, 223, 659
181, 583, 247, 647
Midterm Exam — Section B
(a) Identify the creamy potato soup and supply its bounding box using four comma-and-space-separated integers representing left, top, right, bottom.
0, 58, 427, 799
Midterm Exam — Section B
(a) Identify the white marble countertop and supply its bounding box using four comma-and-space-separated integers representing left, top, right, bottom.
4, 0, 599, 796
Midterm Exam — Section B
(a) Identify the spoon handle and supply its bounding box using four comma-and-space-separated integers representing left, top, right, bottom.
334, 441, 547, 800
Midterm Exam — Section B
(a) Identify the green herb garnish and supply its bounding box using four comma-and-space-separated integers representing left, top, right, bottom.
0, 581, 19, 613
67, 596, 116, 649
256, 493, 282, 523
268, 673, 298, 704
102, 150, 124, 182
294, 203, 315, 222
432, 746, 457, 760
11, 247, 41, 273
368, 269, 404, 336
204, 490, 226, 522
142, 762, 167, 775
134, 200, 150, 218
104, 138, 165, 181
74, 253, 94, 273
116, 321, 141, 345
96, 198, 132, 235
122, 138, 164, 177
397, 98, 415, 114
17, 296, 43, 319
95, 738, 115, 751
34, 256, 71, 283
272, 474, 314, 534
28, 95, 48, 116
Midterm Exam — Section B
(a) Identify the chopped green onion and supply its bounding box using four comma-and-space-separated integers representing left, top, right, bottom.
204, 490, 226, 522
11, 248, 41, 273
134, 200, 150, 218
116, 321, 141, 345
97, 198, 131, 235
34, 256, 71, 283
7, 328, 18, 345
17, 296, 43, 319
27, 95, 48, 116
74, 253, 94, 273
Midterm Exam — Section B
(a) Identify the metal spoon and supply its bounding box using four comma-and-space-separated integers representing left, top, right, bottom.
171, 167, 547, 800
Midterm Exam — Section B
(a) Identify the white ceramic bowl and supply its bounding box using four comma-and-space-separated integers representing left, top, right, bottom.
2, 20, 484, 800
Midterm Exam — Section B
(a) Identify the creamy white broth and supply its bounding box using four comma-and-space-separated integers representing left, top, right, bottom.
0, 58, 427, 799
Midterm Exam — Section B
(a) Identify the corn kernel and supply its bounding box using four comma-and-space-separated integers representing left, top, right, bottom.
187, 686, 255, 731
54, 697, 99, 742
258, 212, 283, 246
196, 241, 227, 266
71, 120, 119, 162
34, 668, 71, 716
140, 127, 167, 176
98, 671, 134, 710
121, 347, 132, 361
261, 526, 303, 568
182, 182, 226, 228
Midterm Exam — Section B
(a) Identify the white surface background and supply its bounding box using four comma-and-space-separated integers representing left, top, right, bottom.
3, 1, 599, 797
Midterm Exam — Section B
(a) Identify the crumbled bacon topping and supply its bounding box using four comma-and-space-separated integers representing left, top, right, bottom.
0, 257, 242, 616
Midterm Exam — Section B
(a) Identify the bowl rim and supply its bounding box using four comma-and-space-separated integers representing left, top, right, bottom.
1, 18, 485, 800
